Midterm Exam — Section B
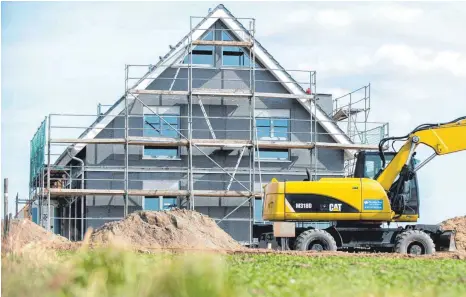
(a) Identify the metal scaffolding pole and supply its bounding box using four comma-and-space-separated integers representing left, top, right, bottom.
38, 170, 42, 227
188, 16, 194, 210
47, 117, 51, 231
124, 65, 129, 217
68, 198, 71, 240
74, 196, 77, 241
250, 19, 257, 245
314, 72, 318, 180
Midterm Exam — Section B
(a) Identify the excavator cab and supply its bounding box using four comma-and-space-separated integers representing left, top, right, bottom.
353, 151, 420, 216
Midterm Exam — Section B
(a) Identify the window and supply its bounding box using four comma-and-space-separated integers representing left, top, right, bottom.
143, 106, 180, 159
183, 30, 214, 65
255, 109, 290, 161
363, 154, 395, 179
256, 148, 289, 161
256, 118, 289, 140
221, 31, 261, 67
254, 198, 264, 222
144, 197, 177, 211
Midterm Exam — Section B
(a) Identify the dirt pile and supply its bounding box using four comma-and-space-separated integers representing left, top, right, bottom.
441, 215, 466, 252
90, 209, 242, 250
2, 219, 70, 252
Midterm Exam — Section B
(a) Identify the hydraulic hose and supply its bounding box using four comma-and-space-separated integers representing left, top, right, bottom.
377, 115, 466, 168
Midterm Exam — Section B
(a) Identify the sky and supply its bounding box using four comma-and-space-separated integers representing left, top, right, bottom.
2, 1, 466, 223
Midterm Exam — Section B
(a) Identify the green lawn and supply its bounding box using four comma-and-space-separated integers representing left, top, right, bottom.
2, 248, 465, 297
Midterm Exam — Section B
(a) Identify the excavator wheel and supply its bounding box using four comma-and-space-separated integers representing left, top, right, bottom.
394, 230, 435, 255
294, 229, 337, 251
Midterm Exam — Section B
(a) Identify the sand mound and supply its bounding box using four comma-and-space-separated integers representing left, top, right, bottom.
441, 215, 466, 252
90, 209, 242, 250
2, 219, 69, 252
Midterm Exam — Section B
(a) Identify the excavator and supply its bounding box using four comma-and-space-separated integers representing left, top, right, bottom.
262, 116, 466, 254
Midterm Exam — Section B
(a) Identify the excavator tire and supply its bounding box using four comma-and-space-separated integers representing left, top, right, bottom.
294, 229, 337, 251
394, 230, 435, 255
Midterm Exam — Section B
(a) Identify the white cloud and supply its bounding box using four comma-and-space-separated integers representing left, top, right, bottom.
322, 88, 352, 99
375, 44, 466, 77
284, 10, 311, 25
316, 10, 352, 27
373, 4, 423, 23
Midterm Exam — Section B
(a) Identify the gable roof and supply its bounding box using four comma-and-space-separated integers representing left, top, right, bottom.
56, 4, 353, 166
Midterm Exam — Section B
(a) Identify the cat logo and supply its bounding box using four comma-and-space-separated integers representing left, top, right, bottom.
329, 203, 342, 212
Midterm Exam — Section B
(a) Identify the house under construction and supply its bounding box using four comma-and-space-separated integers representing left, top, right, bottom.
28, 4, 388, 244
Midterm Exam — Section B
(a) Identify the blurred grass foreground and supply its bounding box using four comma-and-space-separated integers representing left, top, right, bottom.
2, 246, 466, 297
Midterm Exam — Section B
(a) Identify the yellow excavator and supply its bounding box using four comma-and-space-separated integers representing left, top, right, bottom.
262, 116, 466, 254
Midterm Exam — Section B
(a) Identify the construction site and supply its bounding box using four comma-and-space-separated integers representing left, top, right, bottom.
3, 3, 466, 297
25, 4, 390, 245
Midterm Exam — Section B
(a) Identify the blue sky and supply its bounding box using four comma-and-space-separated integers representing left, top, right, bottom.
2, 2, 466, 222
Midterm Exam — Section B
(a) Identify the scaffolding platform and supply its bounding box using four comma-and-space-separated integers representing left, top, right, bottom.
47, 188, 261, 198
191, 40, 252, 47
332, 108, 365, 121
49, 137, 381, 150
129, 88, 315, 100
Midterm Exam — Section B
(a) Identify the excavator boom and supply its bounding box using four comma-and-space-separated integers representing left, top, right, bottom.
376, 116, 466, 191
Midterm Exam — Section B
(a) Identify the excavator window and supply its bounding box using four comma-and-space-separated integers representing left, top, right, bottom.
354, 151, 420, 215
363, 154, 395, 179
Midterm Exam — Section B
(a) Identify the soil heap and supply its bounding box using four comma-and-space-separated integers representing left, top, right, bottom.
2, 219, 69, 252
441, 215, 466, 252
90, 209, 242, 250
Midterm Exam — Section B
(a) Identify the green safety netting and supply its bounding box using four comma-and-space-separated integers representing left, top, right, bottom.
29, 118, 46, 187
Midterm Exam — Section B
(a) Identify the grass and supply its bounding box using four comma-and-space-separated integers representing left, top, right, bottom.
2, 248, 466, 297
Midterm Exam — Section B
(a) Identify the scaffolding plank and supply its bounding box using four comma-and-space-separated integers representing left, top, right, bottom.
47, 188, 261, 198
128, 89, 314, 99
191, 40, 252, 47
50, 138, 127, 144
256, 92, 314, 100
50, 137, 380, 150
129, 89, 188, 96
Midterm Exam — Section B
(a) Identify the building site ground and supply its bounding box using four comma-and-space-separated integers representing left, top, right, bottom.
2, 211, 466, 297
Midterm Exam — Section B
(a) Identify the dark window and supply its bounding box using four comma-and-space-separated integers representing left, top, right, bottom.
255, 116, 290, 161
143, 110, 179, 159
254, 198, 264, 222
256, 117, 289, 140
364, 154, 395, 179
256, 148, 289, 161
183, 30, 214, 65
144, 197, 177, 211
221, 31, 258, 67
144, 147, 178, 159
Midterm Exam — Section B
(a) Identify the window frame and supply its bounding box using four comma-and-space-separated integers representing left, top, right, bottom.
182, 30, 215, 66
144, 196, 178, 211
254, 109, 291, 162
142, 106, 181, 160
221, 30, 254, 68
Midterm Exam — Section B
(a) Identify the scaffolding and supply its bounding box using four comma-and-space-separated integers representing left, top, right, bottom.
29, 13, 389, 244
332, 85, 389, 175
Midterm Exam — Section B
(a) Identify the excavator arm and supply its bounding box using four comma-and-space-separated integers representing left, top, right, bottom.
375, 116, 466, 215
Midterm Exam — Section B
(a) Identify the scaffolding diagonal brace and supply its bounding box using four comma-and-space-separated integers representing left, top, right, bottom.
227, 146, 246, 191
169, 67, 182, 91
198, 96, 216, 139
